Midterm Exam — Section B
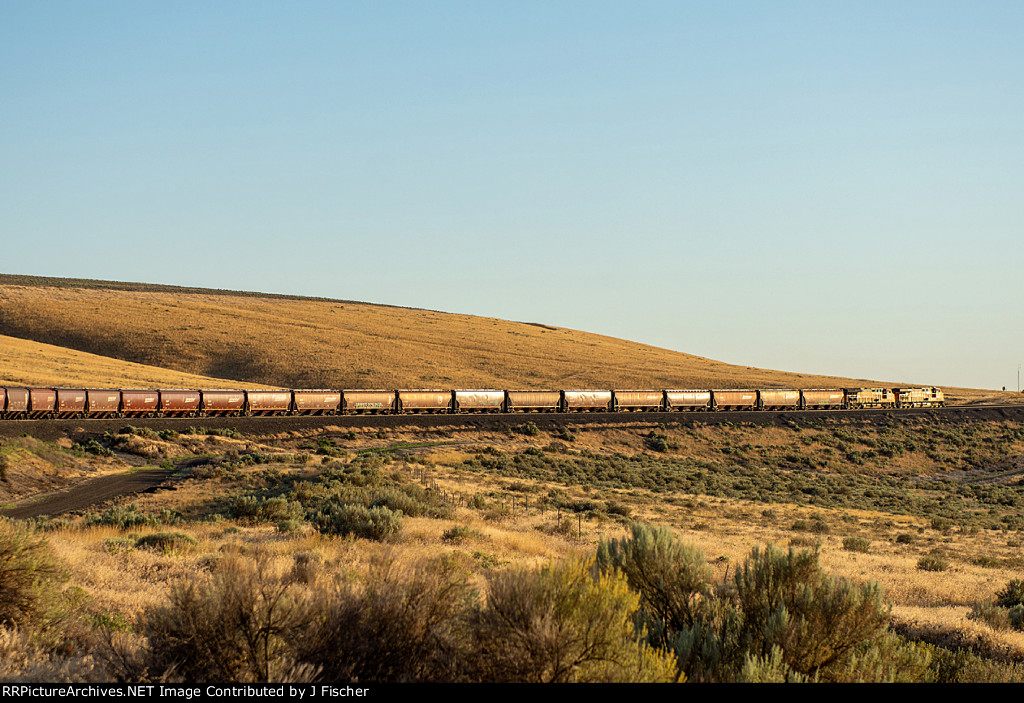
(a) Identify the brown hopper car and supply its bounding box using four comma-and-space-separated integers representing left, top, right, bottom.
87, 389, 122, 417
665, 390, 712, 411
613, 390, 664, 412
342, 390, 396, 414
758, 389, 801, 410
246, 391, 293, 416
454, 390, 506, 413
505, 390, 562, 412
563, 390, 613, 412
293, 390, 341, 415
712, 390, 758, 411
801, 389, 846, 409
160, 390, 202, 417
5, 388, 29, 415
398, 390, 453, 413
27, 388, 57, 418
56, 389, 87, 418
201, 390, 246, 416
121, 390, 160, 417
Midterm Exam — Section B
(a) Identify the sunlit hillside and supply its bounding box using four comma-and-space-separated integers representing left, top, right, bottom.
0, 334, 276, 389
0, 274, 1015, 404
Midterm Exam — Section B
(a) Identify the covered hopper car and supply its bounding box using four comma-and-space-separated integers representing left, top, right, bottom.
0, 385, 944, 420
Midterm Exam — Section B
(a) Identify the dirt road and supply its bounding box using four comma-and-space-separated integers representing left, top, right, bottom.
0, 468, 175, 519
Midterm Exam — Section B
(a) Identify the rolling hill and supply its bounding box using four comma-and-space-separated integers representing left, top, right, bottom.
0, 333, 276, 389
0, 274, 1011, 404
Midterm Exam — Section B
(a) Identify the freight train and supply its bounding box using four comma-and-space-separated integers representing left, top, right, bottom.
0, 386, 944, 420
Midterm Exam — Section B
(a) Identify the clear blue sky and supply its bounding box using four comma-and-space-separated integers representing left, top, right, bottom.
2, 2, 1021, 390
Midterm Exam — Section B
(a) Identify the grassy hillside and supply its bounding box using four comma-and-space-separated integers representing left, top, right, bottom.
0, 334, 277, 389
0, 275, 818, 389
0, 274, 1016, 404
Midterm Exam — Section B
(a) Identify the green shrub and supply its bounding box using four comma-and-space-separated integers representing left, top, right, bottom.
516, 422, 540, 437
102, 537, 136, 554
88, 503, 160, 529
917, 554, 950, 572
288, 551, 321, 586
468, 557, 677, 682
971, 555, 1003, 569
27, 517, 72, 532
968, 600, 1010, 630
596, 522, 711, 635
541, 517, 578, 539
441, 525, 481, 544
369, 485, 452, 519
821, 631, 932, 683
134, 532, 199, 555
0, 520, 69, 631
229, 496, 305, 524
1009, 605, 1024, 631
927, 647, 1024, 683
203, 428, 241, 438
644, 432, 670, 452
995, 579, 1024, 608
601, 534, 903, 683
731, 544, 891, 679
299, 557, 476, 682
483, 505, 512, 523
118, 425, 157, 439
843, 537, 871, 553
145, 554, 314, 682
91, 610, 133, 633
556, 427, 576, 442
276, 520, 303, 534
605, 500, 632, 518
72, 438, 114, 457
313, 503, 402, 541
792, 517, 829, 534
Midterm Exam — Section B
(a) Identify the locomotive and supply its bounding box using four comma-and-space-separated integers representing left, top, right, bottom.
0, 385, 944, 420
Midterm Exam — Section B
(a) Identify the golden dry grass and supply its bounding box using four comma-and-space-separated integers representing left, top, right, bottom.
2, 276, 1012, 403
19, 421, 1015, 662
3, 407, 1022, 686
41, 461, 1024, 662
0, 334, 277, 389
